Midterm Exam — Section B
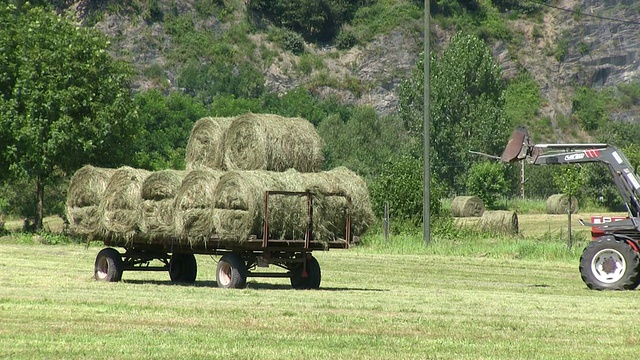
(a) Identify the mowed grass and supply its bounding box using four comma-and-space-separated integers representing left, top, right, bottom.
2, 243, 640, 359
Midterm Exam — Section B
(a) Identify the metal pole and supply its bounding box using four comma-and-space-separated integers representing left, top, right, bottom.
423, 0, 431, 245
520, 161, 525, 199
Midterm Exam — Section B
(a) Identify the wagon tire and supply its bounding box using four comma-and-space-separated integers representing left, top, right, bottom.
216, 253, 247, 289
169, 253, 197, 284
290, 256, 321, 290
94, 248, 123, 282
579, 236, 640, 290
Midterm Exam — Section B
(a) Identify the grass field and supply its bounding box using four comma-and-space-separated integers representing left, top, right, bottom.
2, 241, 640, 359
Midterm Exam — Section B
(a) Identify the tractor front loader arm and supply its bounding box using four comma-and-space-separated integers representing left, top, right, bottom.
500, 127, 640, 217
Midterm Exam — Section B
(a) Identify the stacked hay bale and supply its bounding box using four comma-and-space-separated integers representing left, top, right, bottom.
451, 196, 485, 217
66, 166, 116, 238
223, 113, 324, 172
99, 167, 151, 242
173, 169, 224, 245
185, 117, 235, 170
138, 170, 187, 242
546, 194, 579, 214
213, 167, 374, 244
67, 113, 373, 247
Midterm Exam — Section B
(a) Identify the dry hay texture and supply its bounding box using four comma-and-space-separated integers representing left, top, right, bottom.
451, 196, 485, 217
213, 167, 374, 244
185, 117, 235, 170
546, 194, 579, 214
479, 210, 519, 234
173, 169, 224, 244
99, 166, 151, 241
66, 166, 116, 237
141, 170, 187, 201
223, 113, 324, 172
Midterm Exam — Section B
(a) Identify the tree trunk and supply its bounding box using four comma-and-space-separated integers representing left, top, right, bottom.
36, 174, 44, 231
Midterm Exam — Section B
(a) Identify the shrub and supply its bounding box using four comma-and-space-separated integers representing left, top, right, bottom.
466, 161, 509, 209
283, 30, 305, 54
335, 29, 357, 50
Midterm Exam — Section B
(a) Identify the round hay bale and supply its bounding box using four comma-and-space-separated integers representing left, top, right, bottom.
66, 166, 116, 237
451, 196, 485, 217
213, 170, 285, 242
138, 199, 176, 242
479, 210, 519, 234
223, 113, 324, 172
213, 167, 374, 243
141, 170, 187, 201
99, 167, 151, 240
185, 117, 235, 170
173, 169, 224, 243
546, 194, 579, 214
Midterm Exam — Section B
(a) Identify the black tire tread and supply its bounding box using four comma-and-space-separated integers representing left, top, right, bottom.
579, 237, 640, 290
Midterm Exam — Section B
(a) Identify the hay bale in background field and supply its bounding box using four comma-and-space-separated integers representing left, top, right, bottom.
185, 117, 235, 170
451, 196, 485, 217
173, 169, 224, 244
223, 113, 324, 172
99, 167, 150, 240
546, 194, 579, 214
66, 166, 116, 237
141, 170, 187, 200
479, 210, 519, 234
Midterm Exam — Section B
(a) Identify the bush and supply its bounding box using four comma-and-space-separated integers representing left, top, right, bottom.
466, 161, 509, 209
370, 155, 445, 226
283, 30, 305, 54
335, 29, 357, 50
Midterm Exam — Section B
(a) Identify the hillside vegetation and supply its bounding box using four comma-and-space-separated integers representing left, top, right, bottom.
1, 0, 640, 234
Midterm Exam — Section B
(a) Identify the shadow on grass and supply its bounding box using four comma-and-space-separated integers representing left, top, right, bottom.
123, 279, 386, 291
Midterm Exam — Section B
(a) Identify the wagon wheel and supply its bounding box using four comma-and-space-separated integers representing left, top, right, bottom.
290, 256, 321, 290
169, 253, 197, 284
216, 253, 247, 289
94, 248, 123, 282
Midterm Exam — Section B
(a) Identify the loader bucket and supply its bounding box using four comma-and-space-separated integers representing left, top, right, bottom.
500, 127, 530, 162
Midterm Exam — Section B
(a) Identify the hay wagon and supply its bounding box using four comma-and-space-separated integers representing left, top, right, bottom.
93, 190, 354, 289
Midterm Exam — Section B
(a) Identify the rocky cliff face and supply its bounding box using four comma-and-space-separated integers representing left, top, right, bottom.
89, 1, 640, 123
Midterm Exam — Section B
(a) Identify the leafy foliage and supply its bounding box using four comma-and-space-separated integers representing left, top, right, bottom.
572, 87, 607, 131
369, 155, 445, 228
0, 5, 139, 227
248, 0, 364, 42
399, 33, 509, 193
318, 107, 410, 177
466, 161, 509, 209
132, 90, 207, 170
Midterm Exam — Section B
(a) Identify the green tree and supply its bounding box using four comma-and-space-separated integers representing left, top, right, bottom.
317, 107, 410, 177
0, 5, 140, 229
399, 33, 509, 193
369, 155, 445, 230
133, 90, 207, 170
466, 161, 508, 209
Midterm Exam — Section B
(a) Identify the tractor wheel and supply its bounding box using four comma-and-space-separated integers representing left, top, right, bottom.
169, 253, 197, 283
94, 248, 123, 282
290, 256, 321, 290
579, 236, 640, 290
216, 253, 247, 289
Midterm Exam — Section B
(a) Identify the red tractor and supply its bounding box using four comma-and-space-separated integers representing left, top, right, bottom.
502, 127, 640, 290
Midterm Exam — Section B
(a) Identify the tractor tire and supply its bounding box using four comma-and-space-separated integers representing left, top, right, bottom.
216, 253, 247, 289
94, 248, 123, 282
579, 236, 640, 290
290, 256, 321, 290
169, 253, 197, 284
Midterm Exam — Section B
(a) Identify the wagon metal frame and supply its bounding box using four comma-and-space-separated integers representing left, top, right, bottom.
93, 190, 354, 289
